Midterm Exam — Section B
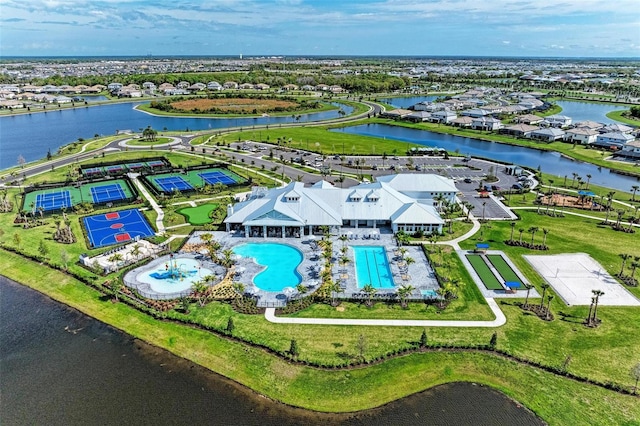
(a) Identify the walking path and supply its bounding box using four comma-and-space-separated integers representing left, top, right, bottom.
128, 173, 165, 232
264, 297, 506, 327
510, 206, 639, 227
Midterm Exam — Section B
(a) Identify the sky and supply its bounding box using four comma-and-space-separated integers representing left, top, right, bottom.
1, 0, 639, 58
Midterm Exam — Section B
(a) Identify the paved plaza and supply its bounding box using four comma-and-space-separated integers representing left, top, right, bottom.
524, 253, 640, 306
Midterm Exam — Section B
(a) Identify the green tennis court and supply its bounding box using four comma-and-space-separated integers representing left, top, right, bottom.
177, 203, 219, 225
466, 254, 503, 290
22, 179, 135, 213
486, 254, 523, 288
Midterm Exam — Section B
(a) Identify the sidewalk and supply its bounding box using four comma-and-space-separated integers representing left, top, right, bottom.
264, 298, 506, 328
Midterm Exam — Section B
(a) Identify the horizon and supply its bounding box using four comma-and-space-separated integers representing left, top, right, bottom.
2, 0, 639, 58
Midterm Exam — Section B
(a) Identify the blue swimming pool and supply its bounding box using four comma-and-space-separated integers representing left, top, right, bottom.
232, 243, 303, 291
353, 246, 395, 289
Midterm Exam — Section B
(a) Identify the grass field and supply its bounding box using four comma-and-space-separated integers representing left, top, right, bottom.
466, 254, 503, 290
486, 254, 523, 287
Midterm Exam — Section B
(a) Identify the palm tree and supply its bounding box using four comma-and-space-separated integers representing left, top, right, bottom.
615, 210, 625, 228
362, 283, 377, 308
632, 185, 639, 202
509, 222, 516, 242
108, 253, 124, 271
630, 258, 640, 281
232, 281, 245, 297
528, 226, 539, 246
191, 280, 209, 306
541, 228, 549, 247
523, 284, 532, 309
591, 290, 605, 325
586, 174, 592, 189
570, 172, 578, 187
327, 280, 342, 306
339, 255, 350, 273
338, 234, 348, 249
295, 283, 308, 299
130, 243, 141, 261
539, 283, 549, 310
518, 228, 525, 243
545, 294, 554, 320
404, 256, 415, 271
221, 249, 235, 267
619, 253, 632, 276
397, 284, 415, 309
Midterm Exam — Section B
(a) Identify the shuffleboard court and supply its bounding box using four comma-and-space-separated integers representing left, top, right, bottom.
487, 255, 523, 288
83, 208, 155, 248
34, 190, 72, 212
466, 254, 503, 290
90, 183, 128, 203
524, 253, 640, 306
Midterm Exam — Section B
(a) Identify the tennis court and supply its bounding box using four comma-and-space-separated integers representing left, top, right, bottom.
34, 190, 72, 212
198, 170, 237, 185
90, 183, 128, 203
151, 175, 195, 193
83, 208, 155, 248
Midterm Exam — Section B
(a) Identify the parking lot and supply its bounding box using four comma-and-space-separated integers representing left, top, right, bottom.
229, 141, 534, 221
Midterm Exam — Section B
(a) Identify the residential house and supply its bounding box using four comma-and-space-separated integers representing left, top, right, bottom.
107, 83, 123, 92
406, 111, 432, 122
282, 84, 299, 91
255, 83, 270, 90
382, 109, 413, 119
207, 81, 223, 91
189, 83, 206, 91
450, 116, 474, 127
461, 108, 494, 118
594, 132, 635, 149
542, 115, 572, 128
618, 140, 640, 159
430, 110, 457, 123
502, 124, 539, 138
471, 116, 503, 131
176, 81, 190, 89
530, 128, 566, 142
573, 120, 604, 131
239, 83, 254, 90
516, 114, 544, 125
600, 123, 633, 134
564, 128, 599, 145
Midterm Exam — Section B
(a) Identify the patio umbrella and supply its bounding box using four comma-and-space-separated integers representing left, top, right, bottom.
282, 287, 295, 298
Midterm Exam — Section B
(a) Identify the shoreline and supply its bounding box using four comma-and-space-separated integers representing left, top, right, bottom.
1, 249, 638, 424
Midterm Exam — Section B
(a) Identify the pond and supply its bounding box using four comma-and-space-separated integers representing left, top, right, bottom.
0, 101, 354, 170
0, 277, 544, 425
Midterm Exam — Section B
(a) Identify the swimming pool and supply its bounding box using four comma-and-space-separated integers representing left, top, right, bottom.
232, 243, 303, 292
136, 257, 212, 294
353, 246, 395, 289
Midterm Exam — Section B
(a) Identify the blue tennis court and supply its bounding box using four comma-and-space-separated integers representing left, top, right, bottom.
35, 190, 72, 212
198, 171, 237, 185
83, 209, 155, 248
126, 162, 145, 171
153, 176, 194, 192
90, 183, 127, 203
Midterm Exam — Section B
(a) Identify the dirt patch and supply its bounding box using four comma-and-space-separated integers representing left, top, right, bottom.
170, 98, 299, 113
539, 193, 603, 211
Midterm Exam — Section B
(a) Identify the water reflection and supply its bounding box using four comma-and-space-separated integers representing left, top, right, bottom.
0, 277, 543, 425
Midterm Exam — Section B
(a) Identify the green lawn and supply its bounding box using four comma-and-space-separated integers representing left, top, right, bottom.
466, 254, 503, 290
125, 137, 174, 146
606, 110, 640, 126
177, 203, 219, 225
2, 249, 640, 425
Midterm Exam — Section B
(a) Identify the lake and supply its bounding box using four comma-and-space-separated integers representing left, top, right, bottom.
0, 102, 353, 170
334, 123, 639, 191
379, 95, 438, 109
0, 277, 544, 425
555, 101, 626, 124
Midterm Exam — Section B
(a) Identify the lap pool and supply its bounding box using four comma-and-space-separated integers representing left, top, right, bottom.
353, 246, 395, 289
232, 243, 303, 292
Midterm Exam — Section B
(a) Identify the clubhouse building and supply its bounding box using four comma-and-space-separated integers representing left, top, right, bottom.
224, 174, 457, 238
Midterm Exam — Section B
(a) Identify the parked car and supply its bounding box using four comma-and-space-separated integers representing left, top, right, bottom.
512, 183, 523, 190
491, 185, 500, 191
463, 178, 473, 183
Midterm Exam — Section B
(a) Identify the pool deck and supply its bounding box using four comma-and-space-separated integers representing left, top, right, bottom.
190, 230, 440, 307
124, 253, 226, 300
